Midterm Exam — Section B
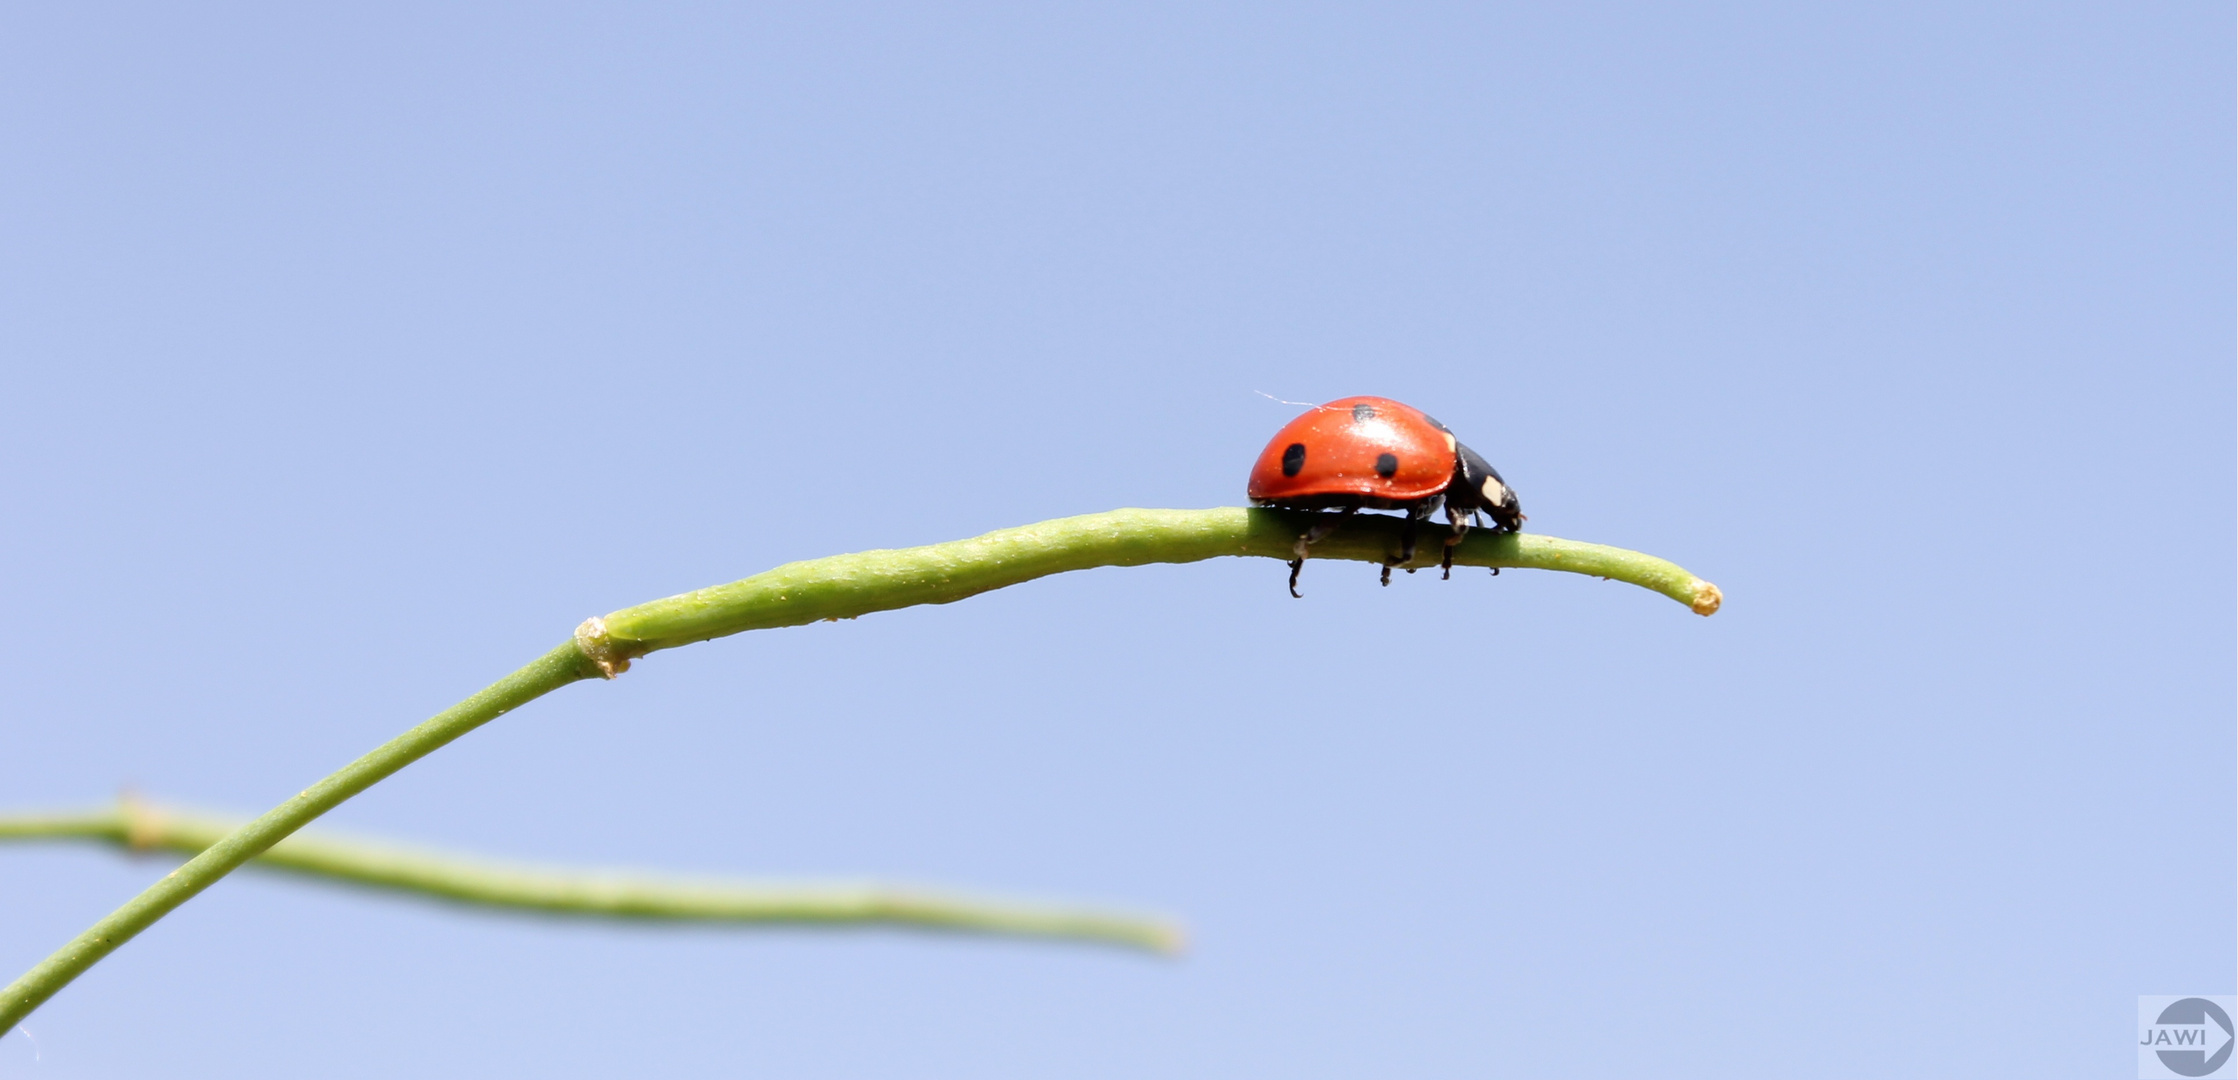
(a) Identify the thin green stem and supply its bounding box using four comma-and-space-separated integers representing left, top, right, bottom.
0, 644, 596, 1027
0, 800, 1179, 953
587, 507, 1720, 666
2, 507, 1718, 1029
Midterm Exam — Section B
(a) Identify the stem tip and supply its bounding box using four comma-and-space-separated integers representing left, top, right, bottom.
1690, 580, 1723, 616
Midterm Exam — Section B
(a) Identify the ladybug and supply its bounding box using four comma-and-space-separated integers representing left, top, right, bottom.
1247, 395, 1523, 596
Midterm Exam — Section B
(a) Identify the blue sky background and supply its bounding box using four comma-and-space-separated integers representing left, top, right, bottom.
0, 4, 2229, 1076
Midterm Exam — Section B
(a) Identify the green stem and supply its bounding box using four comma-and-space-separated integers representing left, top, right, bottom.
0, 644, 595, 1027
0, 800, 1179, 954
1, 507, 1718, 1028
589, 507, 1719, 666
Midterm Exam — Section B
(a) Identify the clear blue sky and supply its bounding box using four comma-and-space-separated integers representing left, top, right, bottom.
1, 4, 2229, 1076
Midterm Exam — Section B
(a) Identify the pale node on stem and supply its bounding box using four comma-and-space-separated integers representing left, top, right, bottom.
574, 616, 630, 678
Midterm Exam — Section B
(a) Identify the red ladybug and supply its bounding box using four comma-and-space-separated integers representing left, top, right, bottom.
1248, 396, 1523, 596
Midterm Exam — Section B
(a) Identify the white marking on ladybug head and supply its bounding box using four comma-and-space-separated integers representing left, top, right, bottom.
1480, 476, 1508, 504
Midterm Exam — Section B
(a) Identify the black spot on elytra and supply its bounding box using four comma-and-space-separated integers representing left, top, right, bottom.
1374, 453, 1399, 478
1281, 442, 1307, 477
1352, 403, 1377, 422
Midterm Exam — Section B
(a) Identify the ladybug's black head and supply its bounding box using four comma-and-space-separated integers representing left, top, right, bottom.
1447, 442, 1523, 532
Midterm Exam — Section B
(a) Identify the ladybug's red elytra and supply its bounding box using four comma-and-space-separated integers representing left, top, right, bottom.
1247, 395, 1523, 596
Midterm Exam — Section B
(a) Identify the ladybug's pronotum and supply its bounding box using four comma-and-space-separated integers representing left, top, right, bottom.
1247, 395, 1523, 596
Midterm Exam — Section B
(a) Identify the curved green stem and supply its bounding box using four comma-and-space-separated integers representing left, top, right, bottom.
0, 800, 1179, 953
2, 507, 1719, 1028
585, 507, 1719, 667
1, 645, 592, 1027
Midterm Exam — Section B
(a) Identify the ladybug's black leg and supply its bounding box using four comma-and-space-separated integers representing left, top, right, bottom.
1287, 507, 1358, 598
1470, 510, 1503, 576
1440, 504, 1471, 580
1300, 508, 1354, 548
1382, 513, 1421, 587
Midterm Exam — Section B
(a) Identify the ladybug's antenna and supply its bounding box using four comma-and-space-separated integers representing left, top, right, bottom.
1252, 390, 1340, 411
